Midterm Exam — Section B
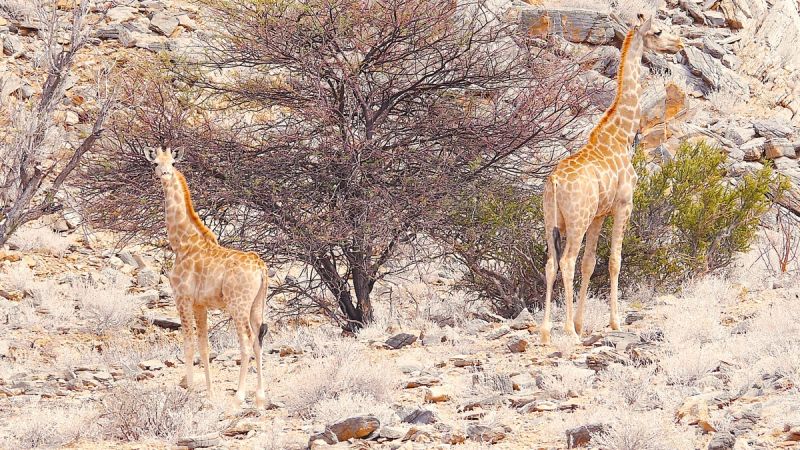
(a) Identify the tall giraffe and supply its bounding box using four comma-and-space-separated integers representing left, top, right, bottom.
144, 146, 270, 407
539, 15, 682, 345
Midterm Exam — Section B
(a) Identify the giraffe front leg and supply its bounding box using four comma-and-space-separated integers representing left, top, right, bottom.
176, 297, 196, 390
193, 305, 212, 395
608, 205, 632, 331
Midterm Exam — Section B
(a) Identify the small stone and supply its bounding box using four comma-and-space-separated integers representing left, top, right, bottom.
150, 13, 180, 36
149, 315, 182, 330
2, 34, 23, 56
327, 415, 379, 442
725, 126, 756, 146
676, 396, 715, 432
708, 431, 736, 450
520, 400, 558, 413
451, 356, 482, 367
107, 6, 138, 23
486, 325, 511, 340
702, 37, 726, 59
138, 359, 165, 371
506, 335, 528, 353
402, 408, 437, 425
385, 333, 417, 350
137, 267, 159, 288
753, 119, 794, 139
765, 138, 795, 159
133, 290, 160, 307
379, 426, 408, 440
510, 308, 535, 330
787, 426, 800, 441
703, 10, 727, 26
741, 138, 766, 161
566, 423, 605, 448
424, 387, 451, 403
624, 311, 645, 325
467, 425, 506, 444
405, 375, 440, 388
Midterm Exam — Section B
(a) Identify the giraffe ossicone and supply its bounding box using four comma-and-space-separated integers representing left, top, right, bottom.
539, 15, 682, 345
146, 146, 271, 408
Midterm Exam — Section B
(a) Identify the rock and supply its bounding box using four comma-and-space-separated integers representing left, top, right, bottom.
682, 46, 749, 97
385, 333, 417, 350
672, 9, 694, 25
138, 359, 164, 371
719, 0, 765, 29
591, 45, 620, 78
379, 426, 408, 440
624, 311, 644, 325
150, 13, 180, 36
708, 431, 736, 450
450, 356, 481, 367
402, 408, 437, 425
326, 415, 379, 442
738, 0, 799, 77
177, 14, 198, 31
176, 434, 221, 449
2, 35, 22, 56
64, 111, 80, 126
467, 425, 506, 444
703, 10, 727, 26
787, 426, 800, 441
506, 335, 528, 353
486, 325, 511, 340
518, 5, 615, 45
424, 387, 451, 403
149, 315, 182, 330
405, 375, 440, 388
566, 423, 605, 448
134, 290, 160, 307
586, 347, 629, 371
753, 119, 794, 139
519, 400, 558, 413
107, 6, 138, 23
601, 331, 641, 350
308, 429, 337, 446
721, 54, 740, 70
725, 126, 756, 145
741, 138, 766, 161
117, 250, 138, 267
702, 37, 726, 59
676, 396, 715, 432
137, 267, 159, 288
765, 138, 795, 159
680, 0, 705, 22
510, 308, 535, 330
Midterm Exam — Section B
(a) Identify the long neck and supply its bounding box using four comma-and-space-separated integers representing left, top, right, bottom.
588, 29, 644, 151
161, 169, 217, 255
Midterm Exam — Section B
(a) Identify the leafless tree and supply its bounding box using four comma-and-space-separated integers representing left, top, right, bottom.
81, 0, 599, 329
0, 0, 114, 245
757, 207, 800, 276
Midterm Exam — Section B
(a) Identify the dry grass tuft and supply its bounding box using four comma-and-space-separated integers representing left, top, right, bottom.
286, 340, 399, 421
99, 383, 220, 442
9, 225, 71, 257
11, 406, 97, 449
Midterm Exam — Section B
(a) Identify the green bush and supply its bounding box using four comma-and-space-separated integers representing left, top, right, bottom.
599, 140, 784, 288
447, 140, 783, 316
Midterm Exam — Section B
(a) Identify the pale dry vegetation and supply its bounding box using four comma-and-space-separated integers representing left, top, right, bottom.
8, 225, 71, 257
99, 383, 221, 443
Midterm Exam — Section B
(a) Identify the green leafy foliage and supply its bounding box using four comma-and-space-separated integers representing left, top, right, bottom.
599, 140, 784, 288
449, 140, 784, 316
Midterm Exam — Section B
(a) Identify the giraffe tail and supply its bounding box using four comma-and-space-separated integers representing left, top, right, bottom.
252, 266, 270, 348
550, 179, 563, 267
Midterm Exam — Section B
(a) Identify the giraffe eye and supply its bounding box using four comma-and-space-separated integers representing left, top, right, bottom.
654, 30, 662, 36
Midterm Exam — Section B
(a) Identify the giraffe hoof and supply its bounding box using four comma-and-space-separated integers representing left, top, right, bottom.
610, 321, 620, 331
539, 328, 551, 346
255, 392, 266, 409
574, 321, 583, 335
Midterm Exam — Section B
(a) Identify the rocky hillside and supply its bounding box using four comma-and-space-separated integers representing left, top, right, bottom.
0, 0, 799, 449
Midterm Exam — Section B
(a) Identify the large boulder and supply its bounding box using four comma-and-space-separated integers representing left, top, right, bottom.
518, 5, 616, 45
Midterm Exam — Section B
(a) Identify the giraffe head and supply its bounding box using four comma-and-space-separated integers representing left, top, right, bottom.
144, 146, 184, 181
632, 14, 683, 54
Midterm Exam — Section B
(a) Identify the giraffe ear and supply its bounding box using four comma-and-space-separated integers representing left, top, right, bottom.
639, 17, 652, 33
171, 147, 185, 163
143, 147, 156, 163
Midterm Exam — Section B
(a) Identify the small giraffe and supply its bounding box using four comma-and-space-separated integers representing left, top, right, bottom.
144, 146, 270, 407
539, 15, 682, 345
